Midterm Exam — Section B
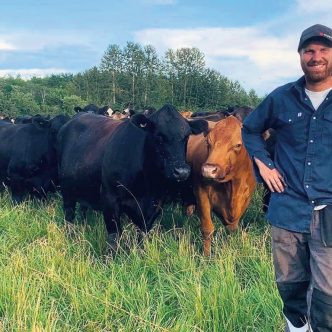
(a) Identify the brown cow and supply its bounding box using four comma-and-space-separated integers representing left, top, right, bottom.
180, 110, 193, 119
186, 116, 256, 255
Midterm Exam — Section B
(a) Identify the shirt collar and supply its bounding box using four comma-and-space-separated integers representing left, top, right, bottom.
289, 76, 307, 99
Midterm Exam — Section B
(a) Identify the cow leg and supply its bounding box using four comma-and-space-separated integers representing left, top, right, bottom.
79, 203, 88, 221
102, 194, 122, 252
196, 187, 214, 256
103, 208, 121, 234
62, 191, 76, 222
10, 180, 25, 204
129, 197, 161, 233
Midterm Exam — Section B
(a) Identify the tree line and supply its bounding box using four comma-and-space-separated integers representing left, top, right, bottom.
0, 42, 262, 118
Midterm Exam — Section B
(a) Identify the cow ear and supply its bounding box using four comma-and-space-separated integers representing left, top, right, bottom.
188, 119, 209, 135
130, 113, 154, 131
32, 116, 51, 129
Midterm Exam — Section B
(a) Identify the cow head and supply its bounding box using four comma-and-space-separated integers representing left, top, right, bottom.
230, 106, 253, 123
201, 116, 244, 182
147, 104, 208, 182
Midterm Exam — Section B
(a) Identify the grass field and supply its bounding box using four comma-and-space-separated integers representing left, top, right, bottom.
0, 187, 284, 331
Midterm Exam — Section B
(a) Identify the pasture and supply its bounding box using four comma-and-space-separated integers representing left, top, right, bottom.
0, 187, 283, 331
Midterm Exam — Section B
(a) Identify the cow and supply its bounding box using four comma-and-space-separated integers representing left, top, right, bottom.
180, 110, 193, 119
0, 114, 69, 203
191, 109, 228, 118
14, 114, 49, 124
57, 104, 208, 246
190, 110, 231, 122
229, 106, 253, 122
186, 116, 256, 255
127, 107, 156, 118
74, 104, 109, 116
0, 115, 11, 123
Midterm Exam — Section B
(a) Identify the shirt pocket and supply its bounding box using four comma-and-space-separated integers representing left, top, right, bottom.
275, 111, 307, 145
322, 111, 332, 145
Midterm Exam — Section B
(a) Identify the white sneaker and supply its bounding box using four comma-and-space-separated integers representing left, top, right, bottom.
284, 316, 310, 332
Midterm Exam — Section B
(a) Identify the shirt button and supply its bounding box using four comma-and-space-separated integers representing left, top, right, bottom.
313, 116, 316, 120
312, 201, 315, 204
305, 98, 308, 100
310, 139, 314, 143
308, 162, 311, 165
306, 185, 309, 188
327, 97, 329, 100
288, 119, 292, 122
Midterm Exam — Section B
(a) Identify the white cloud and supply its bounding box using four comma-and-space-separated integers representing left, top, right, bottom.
0, 29, 96, 52
136, 27, 302, 95
295, 0, 332, 13
135, 0, 332, 96
0, 38, 16, 50
0, 68, 69, 79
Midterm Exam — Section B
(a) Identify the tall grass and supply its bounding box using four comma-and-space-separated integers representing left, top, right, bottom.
0, 187, 284, 331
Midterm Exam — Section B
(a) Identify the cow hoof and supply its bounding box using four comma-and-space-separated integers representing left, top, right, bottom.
186, 204, 195, 217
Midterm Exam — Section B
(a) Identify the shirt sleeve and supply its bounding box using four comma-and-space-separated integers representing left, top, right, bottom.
242, 95, 276, 180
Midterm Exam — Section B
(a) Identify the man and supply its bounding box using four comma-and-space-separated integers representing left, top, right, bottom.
242, 24, 332, 332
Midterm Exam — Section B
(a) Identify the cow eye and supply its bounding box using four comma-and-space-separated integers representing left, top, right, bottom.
234, 143, 242, 149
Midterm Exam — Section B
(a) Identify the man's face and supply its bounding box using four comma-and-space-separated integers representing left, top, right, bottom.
300, 41, 332, 83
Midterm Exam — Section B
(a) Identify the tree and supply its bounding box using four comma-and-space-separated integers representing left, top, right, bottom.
100, 44, 123, 105
164, 47, 205, 107
123, 42, 145, 105
62, 95, 87, 115
142, 45, 160, 107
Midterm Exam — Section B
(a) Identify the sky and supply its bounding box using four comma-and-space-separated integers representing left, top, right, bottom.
0, 0, 331, 96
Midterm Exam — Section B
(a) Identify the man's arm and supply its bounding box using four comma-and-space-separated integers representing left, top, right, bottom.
254, 157, 286, 193
242, 95, 286, 193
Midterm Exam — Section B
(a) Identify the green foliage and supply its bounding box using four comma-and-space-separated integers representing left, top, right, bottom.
62, 95, 87, 115
0, 189, 284, 331
0, 42, 262, 118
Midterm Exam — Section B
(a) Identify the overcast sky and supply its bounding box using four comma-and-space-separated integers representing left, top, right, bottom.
0, 0, 331, 96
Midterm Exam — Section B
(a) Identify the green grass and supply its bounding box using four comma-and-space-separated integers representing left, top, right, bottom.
0, 187, 284, 331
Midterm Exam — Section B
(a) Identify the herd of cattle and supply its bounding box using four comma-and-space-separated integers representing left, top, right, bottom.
0, 103, 273, 255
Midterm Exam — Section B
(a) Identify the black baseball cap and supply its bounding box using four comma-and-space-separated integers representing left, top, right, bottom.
298, 24, 332, 52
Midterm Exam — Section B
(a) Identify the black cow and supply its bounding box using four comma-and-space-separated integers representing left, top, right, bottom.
0, 114, 69, 203
57, 104, 208, 243
14, 114, 52, 124
229, 106, 253, 122
74, 104, 109, 116
0, 115, 11, 123
190, 109, 231, 122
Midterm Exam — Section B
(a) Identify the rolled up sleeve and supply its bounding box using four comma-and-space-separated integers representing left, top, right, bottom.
242, 96, 276, 181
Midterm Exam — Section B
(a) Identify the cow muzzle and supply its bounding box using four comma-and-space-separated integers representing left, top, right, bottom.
202, 163, 230, 181
172, 166, 191, 182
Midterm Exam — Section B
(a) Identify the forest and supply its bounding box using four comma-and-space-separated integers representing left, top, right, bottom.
0, 42, 262, 118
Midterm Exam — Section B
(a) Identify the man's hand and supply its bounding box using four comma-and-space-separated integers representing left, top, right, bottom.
254, 157, 286, 193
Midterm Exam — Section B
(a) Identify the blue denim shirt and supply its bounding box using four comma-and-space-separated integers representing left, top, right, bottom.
242, 76, 332, 233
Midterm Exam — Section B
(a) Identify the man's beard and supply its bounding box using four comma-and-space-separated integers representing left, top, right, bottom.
302, 60, 332, 83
